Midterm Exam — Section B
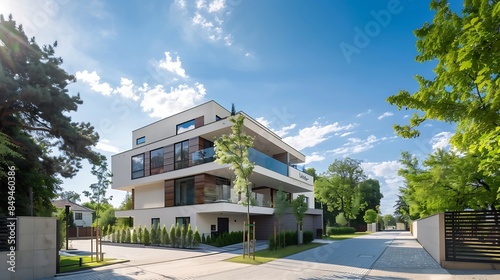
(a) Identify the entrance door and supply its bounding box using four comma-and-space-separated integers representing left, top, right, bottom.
217, 218, 229, 235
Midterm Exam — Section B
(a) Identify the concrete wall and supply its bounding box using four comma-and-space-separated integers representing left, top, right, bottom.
0, 217, 57, 280
134, 183, 164, 209
412, 213, 445, 266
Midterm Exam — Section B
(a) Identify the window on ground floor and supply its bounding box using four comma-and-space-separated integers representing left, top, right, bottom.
74, 212, 82, 220
176, 217, 190, 227
151, 218, 160, 229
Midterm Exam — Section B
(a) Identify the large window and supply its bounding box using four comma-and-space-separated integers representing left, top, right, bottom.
151, 218, 160, 229
150, 148, 164, 169
131, 154, 145, 179
175, 177, 195, 206
174, 140, 189, 170
216, 177, 231, 201
176, 119, 195, 134
176, 217, 190, 227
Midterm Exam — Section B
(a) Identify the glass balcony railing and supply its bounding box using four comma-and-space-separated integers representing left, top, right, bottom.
192, 147, 288, 176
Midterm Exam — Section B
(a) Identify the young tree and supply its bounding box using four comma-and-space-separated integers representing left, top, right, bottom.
383, 214, 397, 228
274, 187, 290, 248
335, 213, 348, 226
386, 0, 500, 176
83, 155, 113, 233
0, 15, 102, 216
315, 158, 366, 226
292, 194, 308, 245
214, 114, 255, 256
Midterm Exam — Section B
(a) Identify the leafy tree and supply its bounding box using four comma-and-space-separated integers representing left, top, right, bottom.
119, 192, 133, 210
315, 158, 366, 226
335, 213, 348, 226
383, 214, 396, 227
214, 114, 254, 256
292, 194, 308, 244
56, 208, 75, 227
363, 209, 378, 224
274, 187, 290, 248
358, 179, 383, 214
386, 0, 500, 177
0, 15, 101, 216
57, 191, 81, 203
83, 155, 113, 232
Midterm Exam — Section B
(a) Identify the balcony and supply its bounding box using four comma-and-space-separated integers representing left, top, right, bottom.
192, 147, 288, 176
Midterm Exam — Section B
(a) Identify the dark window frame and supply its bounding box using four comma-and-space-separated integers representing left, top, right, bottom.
136, 136, 146, 145
74, 212, 83, 220
176, 217, 190, 227
131, 153, 145, 179
174, 140, 190, 170
150, 148, 164, 169
176, 119, 195, 134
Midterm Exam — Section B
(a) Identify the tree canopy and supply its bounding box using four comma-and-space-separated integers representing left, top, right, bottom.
386, 0, 500, 176
0, 15, 101, 216
314, 157, 367, 226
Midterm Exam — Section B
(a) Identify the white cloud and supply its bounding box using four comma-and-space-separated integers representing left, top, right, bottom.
255, 117, 297, 138
330, 135, 392, 156
114, 78, 140, 101
140, 83, 206, 119
430, 131, 454, 150
403, 115, 409, 118
75, 70, 113, 96
377, 111, 394, 120
340, 131, 355, 137
362, 160, 405, 215
96, 139, 120, 153
283, 122, 357, 150
305, 152, 325, 165
158, 52, 188, 78
208, 0, 226, 13
356, 109, 372, 118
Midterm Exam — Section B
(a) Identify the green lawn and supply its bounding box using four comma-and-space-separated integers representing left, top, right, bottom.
226, 242, 324, 265
323, 232, 372, 241
59, 256, 121, 273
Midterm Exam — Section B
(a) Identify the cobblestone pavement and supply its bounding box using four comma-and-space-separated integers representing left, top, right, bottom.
41, 232, 500, 280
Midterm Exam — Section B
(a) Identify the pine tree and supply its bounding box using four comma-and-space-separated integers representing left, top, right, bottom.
143, 227, 150, 246
187, 224, 193, 248
193, 228, 201, 248
169, 224, 176, 248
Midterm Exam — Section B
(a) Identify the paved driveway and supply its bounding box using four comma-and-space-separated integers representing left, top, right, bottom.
44, 232, 500, 280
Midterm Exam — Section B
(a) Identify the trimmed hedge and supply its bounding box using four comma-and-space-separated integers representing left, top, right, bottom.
327, 227, 356, 235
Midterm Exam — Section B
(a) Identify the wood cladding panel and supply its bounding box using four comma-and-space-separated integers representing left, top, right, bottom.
164, 179, 174, 207
144, 151, 150, 176
194, 116, 204, 128
131, 189, 135, 210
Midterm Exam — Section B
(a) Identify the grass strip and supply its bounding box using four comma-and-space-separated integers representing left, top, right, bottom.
226, 242, 324, 265
59, 256, 120, 273
323, 232, 372, 241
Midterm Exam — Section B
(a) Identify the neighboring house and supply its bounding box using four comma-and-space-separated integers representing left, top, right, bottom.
112, 100, 323, 239
52, 199, 94, 227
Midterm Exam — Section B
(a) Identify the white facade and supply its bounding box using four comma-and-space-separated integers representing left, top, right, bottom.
112, 100, 322, 238
74, 211, 93, 227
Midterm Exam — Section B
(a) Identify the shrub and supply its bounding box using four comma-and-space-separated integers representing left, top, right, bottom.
132, 228, 138, 243
121, 227, 127, 243
303, 230, 313, 244
176, 224, 182, 248
116, 227, 121, 243
111, 226, 117, 243
206, 234, 211, 244
106, 224, 111, 237
143, 227, 151, 245
138, 225, 143, 243
187, 224, 193, 248
327, 227, 356, 235
151, 225, 157, 245
193, 228, 201, 248
125, 227, 131, 243
161, 225, 168, 246
169, 224, 176, 247
268, 234, 277, 251
181, 224, 187, 248
201, 233, 206, 244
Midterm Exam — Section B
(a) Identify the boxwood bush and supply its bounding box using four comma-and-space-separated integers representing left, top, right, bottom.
327, 227, 356, 235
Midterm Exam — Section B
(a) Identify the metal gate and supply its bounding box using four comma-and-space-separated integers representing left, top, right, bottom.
445, 211, 500, 263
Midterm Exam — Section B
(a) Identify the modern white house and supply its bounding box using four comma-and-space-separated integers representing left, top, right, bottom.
112, 100, 323, 239
52, 199, 94, 227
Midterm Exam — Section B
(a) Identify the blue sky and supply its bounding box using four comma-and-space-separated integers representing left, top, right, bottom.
2, 0, 456, 216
